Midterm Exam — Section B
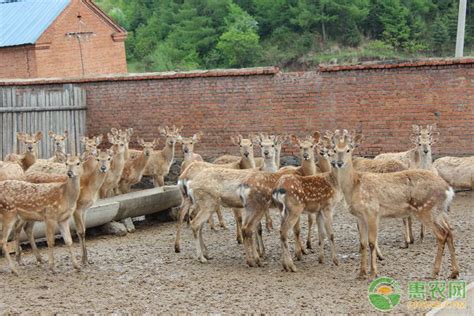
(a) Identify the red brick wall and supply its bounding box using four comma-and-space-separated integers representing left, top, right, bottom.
0, 46, 37, 78
0, 0, 127, 79
1, 60, 473, 158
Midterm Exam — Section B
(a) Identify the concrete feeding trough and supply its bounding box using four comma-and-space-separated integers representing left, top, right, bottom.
13, 185, 181, 242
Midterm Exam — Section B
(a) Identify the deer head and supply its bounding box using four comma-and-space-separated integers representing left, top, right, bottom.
93, 149, 114, 174
159, 125, 182, 147
254, 134, 277, 161
108, 132, 126, 154
291, 131, 320, 161
81, 135, 102, 156
137, 137, 158, 157
410, 124, 439, 157
48, 130, 68, 152
178, 131, 203, 155
65, 154, 84, 179
231, 134, 254, 160
329, 129, 363, 169
17, 131, 43, 153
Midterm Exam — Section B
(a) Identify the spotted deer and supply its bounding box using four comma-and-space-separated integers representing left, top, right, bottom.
0, 161, 25, 181
99, 132, 126, 198
18, 150, 114, 265
213, 134, 265, 168
329, 130, 458, 279
118, 138, 158, 194
375, 124, 439, 245
111, 128, 133, 160
5, 132, 43, 171
0, 155, 84, 274
180, 136, 281, 263
47, 130, 68, 162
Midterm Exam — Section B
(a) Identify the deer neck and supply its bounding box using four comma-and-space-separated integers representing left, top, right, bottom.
124, 143, 130, 160
415, 148, 432, 170
136, 151, 151, 170
332, 156, 356, 206
240, 155, 256, 169
64, 174, 82, 211
262, 156, 278, 172
275, 146, 282, 168
111, 145, 125, 171
316, 153, 331, 173
301, 157, 317, 176
183, 151, 194, 162
23, 151, 37, 169
161, 142, 175, 165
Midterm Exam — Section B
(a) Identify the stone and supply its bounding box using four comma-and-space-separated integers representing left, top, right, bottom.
101, 221, 127, 237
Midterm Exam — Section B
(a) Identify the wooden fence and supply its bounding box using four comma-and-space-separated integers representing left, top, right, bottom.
0, 85, 87, 159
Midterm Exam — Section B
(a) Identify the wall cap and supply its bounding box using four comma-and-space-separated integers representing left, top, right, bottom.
319, 58, 474, 72
0, 67, 280, 86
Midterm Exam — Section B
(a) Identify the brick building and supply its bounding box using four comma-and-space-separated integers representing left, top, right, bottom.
0, 0, 127, 79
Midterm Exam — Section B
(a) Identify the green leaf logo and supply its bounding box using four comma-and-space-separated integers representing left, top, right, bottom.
368, 277, 402, 311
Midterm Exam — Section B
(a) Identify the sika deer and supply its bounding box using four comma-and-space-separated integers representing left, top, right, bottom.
100, 132, 126, 198
179, 132, 204, 173
0, 161, 25, 181
433, 156, 474, 190
47, 130, 68, 162
213, 135, 264, 168
118, 138, 158, 194
111, 128, 133, 160
330, 130, 458, 279
19, 150, 114, 265
138, 125, 181, 187
81, 135, 103, 155
0, 155, 83, 274
5, 132, 43, 171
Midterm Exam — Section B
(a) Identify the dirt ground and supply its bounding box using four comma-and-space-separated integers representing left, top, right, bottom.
1, 191, 473, 314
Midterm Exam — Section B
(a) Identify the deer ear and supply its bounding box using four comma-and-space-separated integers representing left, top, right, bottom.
80, 136, 87, 144
48, 131, 55, 138
17, 132, 26, 141
290, 135, 299, 145
138, 138, 145, 146
107, 133, 115, 144
63, 130, 69, 138
96, 135, 103, 145
34, 131, 43, 141
176, 135, 183, 143
127, 128, 134, 137
352, 134, 364, 148
111, 128, 118, 135
412, 124, 420, 135
153, 138, 159, 147
159, 126, 166, 136
193, 132, 202, 142
312, 131, 321, 144
230, 136, 239, 146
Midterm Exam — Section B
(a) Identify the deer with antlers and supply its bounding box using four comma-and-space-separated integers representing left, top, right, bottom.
111, 128, 134, 160
329, 130, 458, 279
118, 138, 158, 194
5, 132, 43, 171
0, 155, 84, 274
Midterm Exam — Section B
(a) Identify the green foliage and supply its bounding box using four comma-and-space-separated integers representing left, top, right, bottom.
96, 0, 473, 71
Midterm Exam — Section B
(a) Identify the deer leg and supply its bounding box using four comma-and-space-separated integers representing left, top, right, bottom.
356, 217, 368, 279
401, 218, 410, 248
367, 216, 379, 279
153, 175, 164, 187
190, 198, 211, 263
264, 209, 273, 231
45, 220, 58, 273
294, 217, 307, 260
73, 208, 88, 265
446, 229, 459, 279
242, 205, 265, 267
408, 216, 415, 244
14, 219, 26, 265
280, 207, 301, 272
322, 208, 338, 266
208, 214, 217, 231
255, 221, 265, 259
316, 212, 326, 263
2, 215, 18, 275
215, 206, 227, 230
24, 221, 43, 264
419, 223, 425, 243
58, 219, 80, 271
233, 208, 243, 244
306, 213, 314, 250
175, 197, 191, 253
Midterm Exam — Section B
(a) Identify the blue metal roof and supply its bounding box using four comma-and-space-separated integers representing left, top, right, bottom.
0, 0, 70, 47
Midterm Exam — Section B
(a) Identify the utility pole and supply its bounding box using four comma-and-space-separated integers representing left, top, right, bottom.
455, 0, 467, 57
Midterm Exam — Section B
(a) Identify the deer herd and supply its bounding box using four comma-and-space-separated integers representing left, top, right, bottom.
0, 123, 472, 281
